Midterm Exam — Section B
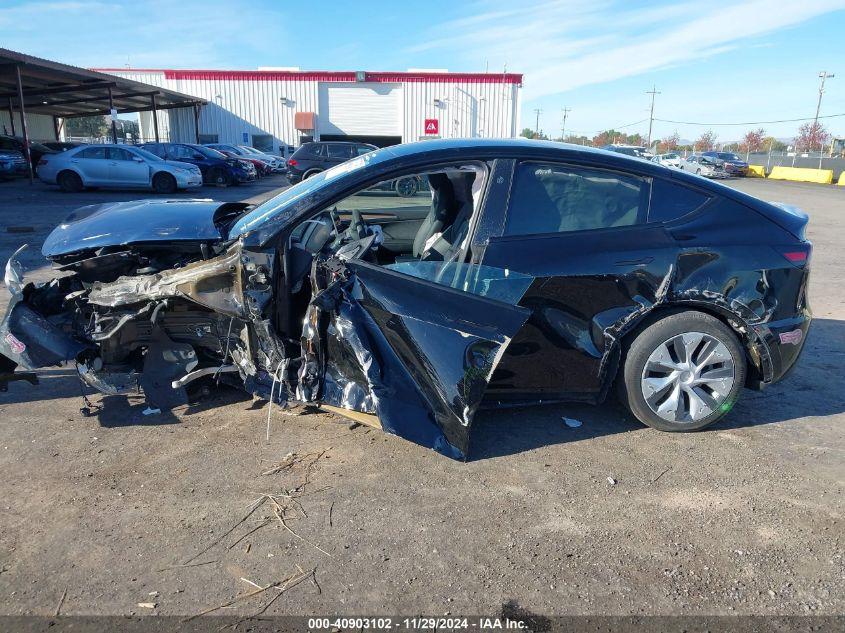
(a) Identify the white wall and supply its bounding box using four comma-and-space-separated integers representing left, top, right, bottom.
0, 110, 57, 141
103, 70, 521, 150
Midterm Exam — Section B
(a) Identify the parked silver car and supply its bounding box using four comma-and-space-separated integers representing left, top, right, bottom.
677, 153, 728, 179
651, 152, 682, 168
36, 144, 203, 193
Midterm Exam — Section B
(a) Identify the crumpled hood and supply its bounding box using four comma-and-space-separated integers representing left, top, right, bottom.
41, 199, 228, 258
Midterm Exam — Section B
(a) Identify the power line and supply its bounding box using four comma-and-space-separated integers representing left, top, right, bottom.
654, 112, 845, 126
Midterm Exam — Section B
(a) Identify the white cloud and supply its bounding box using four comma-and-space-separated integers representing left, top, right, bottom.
406, 0, 845, 101
0, 0, 287, 69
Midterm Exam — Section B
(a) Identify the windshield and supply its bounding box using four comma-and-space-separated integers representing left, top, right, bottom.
129, 147, 164, 162
239, 146, 263, 155
229, 154, 373, 240
717, 152, 741, 161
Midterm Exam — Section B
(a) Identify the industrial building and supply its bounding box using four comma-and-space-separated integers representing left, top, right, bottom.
98, 68, 524, 153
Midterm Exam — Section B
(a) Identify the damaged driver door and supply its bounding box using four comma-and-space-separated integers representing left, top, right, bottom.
299, 258, 534, 460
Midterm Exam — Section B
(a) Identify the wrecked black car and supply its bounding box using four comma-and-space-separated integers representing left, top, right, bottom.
0, 139, 812, 459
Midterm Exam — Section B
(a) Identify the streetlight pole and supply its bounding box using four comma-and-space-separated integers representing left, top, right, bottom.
533, 108, 542, 137
814, 71, 834, 168
646, 85, 660, 149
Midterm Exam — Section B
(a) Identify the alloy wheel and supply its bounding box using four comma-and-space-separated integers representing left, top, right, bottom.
640, 331, 735, 423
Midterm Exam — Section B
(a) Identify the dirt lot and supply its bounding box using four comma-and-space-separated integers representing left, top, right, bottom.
0, 176, 842, 620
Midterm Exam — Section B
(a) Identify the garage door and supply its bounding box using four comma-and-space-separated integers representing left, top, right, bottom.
318, 83, 402, 137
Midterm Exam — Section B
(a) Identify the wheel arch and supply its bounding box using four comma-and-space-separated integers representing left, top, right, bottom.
614, 301, 770, 391
57, 168, 84, 186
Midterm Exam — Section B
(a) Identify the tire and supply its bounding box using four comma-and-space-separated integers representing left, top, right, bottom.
152, 172, 177, 194
394, 176, 418, 197
618, 310, 746, 432
57, 170, 83, 193
695, 168, 702, 175
303, 170, 321, 180
209, 167, 232, 187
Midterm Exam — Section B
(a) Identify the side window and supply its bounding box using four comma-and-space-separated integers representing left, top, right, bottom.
505, 162, 648, 236
355, 145, 374, 156
648, 179, 711, 223
307, 144, 325, 158
325, 144, 350, 159
168, 145, 190, 159
145, 144, 165, 158
107, 148, 132, 161
77, 147, 107, 159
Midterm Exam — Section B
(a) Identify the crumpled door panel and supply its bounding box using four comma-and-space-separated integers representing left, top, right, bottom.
300, 259, 532, 459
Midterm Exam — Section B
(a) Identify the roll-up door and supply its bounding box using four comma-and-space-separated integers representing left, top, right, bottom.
318, 83, 402, 137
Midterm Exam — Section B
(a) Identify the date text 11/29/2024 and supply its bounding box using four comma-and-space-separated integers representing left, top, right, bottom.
308, 616, 528, 630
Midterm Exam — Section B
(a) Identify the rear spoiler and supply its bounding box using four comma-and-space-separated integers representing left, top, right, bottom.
766, 202, 809, 240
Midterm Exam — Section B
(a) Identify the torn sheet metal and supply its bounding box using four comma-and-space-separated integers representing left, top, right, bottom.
87, 247, 244, 316
299, 259, 532, 459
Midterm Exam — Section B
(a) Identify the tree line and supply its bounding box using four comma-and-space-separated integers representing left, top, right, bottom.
521, 121, 834, 154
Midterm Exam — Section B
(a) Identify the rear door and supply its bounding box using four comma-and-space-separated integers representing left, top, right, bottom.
477, 160, 700, 399
324, 143, 352, 166
72, 146, 109, 184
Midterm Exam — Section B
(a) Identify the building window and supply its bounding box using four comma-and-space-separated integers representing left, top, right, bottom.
198, 134, 218, 144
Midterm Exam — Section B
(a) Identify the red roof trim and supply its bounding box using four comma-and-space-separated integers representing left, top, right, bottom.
93, 68, 523, 85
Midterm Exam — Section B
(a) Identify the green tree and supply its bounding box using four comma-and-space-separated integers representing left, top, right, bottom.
65, 116, 108, 138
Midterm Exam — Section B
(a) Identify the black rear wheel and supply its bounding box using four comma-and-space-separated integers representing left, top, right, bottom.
152, 172, 177, 194
395, 176, 419, 197
57, 170, 83, 193
618, 310, 746, 432
209, 167, 232, 187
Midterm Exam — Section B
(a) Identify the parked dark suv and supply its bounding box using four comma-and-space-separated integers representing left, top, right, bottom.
0, 135, 57, 167
140, 142, 254, 185
286, 141, 377, 183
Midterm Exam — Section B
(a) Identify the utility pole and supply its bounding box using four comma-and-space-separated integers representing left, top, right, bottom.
814, 71, 834, 168
560, 107, 571, 141
533, 108, 542, 137
646, 85, 661, 149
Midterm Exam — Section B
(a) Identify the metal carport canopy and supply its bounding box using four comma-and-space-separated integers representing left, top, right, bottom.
0, 47, 206, 180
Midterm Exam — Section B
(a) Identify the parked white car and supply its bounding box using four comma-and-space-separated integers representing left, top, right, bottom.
651, 152, 682, 168
677, 153, 728, 179
37, 144, 203, 193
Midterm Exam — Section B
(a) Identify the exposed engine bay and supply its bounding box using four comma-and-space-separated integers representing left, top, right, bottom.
1, 163, 522, 459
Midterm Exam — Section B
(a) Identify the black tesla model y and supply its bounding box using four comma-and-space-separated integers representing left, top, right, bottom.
1, 139, 811, 459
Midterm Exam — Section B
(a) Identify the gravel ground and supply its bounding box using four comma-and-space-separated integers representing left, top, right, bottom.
0, 176, 842, 620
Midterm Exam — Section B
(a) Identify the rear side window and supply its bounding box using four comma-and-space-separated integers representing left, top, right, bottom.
648, 178, 711, 224
505, 162, 648, 236
144, 144, 165, 158
325, 144, 350, 159
297, 143, 323, 158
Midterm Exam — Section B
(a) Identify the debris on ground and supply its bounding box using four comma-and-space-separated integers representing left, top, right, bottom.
137, 602, 157, 609
607, 477, 617, 485
142, 407, 161, 416
563, 417, 582, 428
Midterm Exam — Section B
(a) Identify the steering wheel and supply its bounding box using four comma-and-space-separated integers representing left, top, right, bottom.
330, 207, 367, 248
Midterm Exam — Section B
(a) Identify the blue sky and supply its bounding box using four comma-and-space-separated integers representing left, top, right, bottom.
2, 0, 845, 143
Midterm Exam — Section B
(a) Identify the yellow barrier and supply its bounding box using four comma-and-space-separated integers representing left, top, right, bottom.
747, 165, 766, 178
837, 172, 845, 186
768, 166, 834, 184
